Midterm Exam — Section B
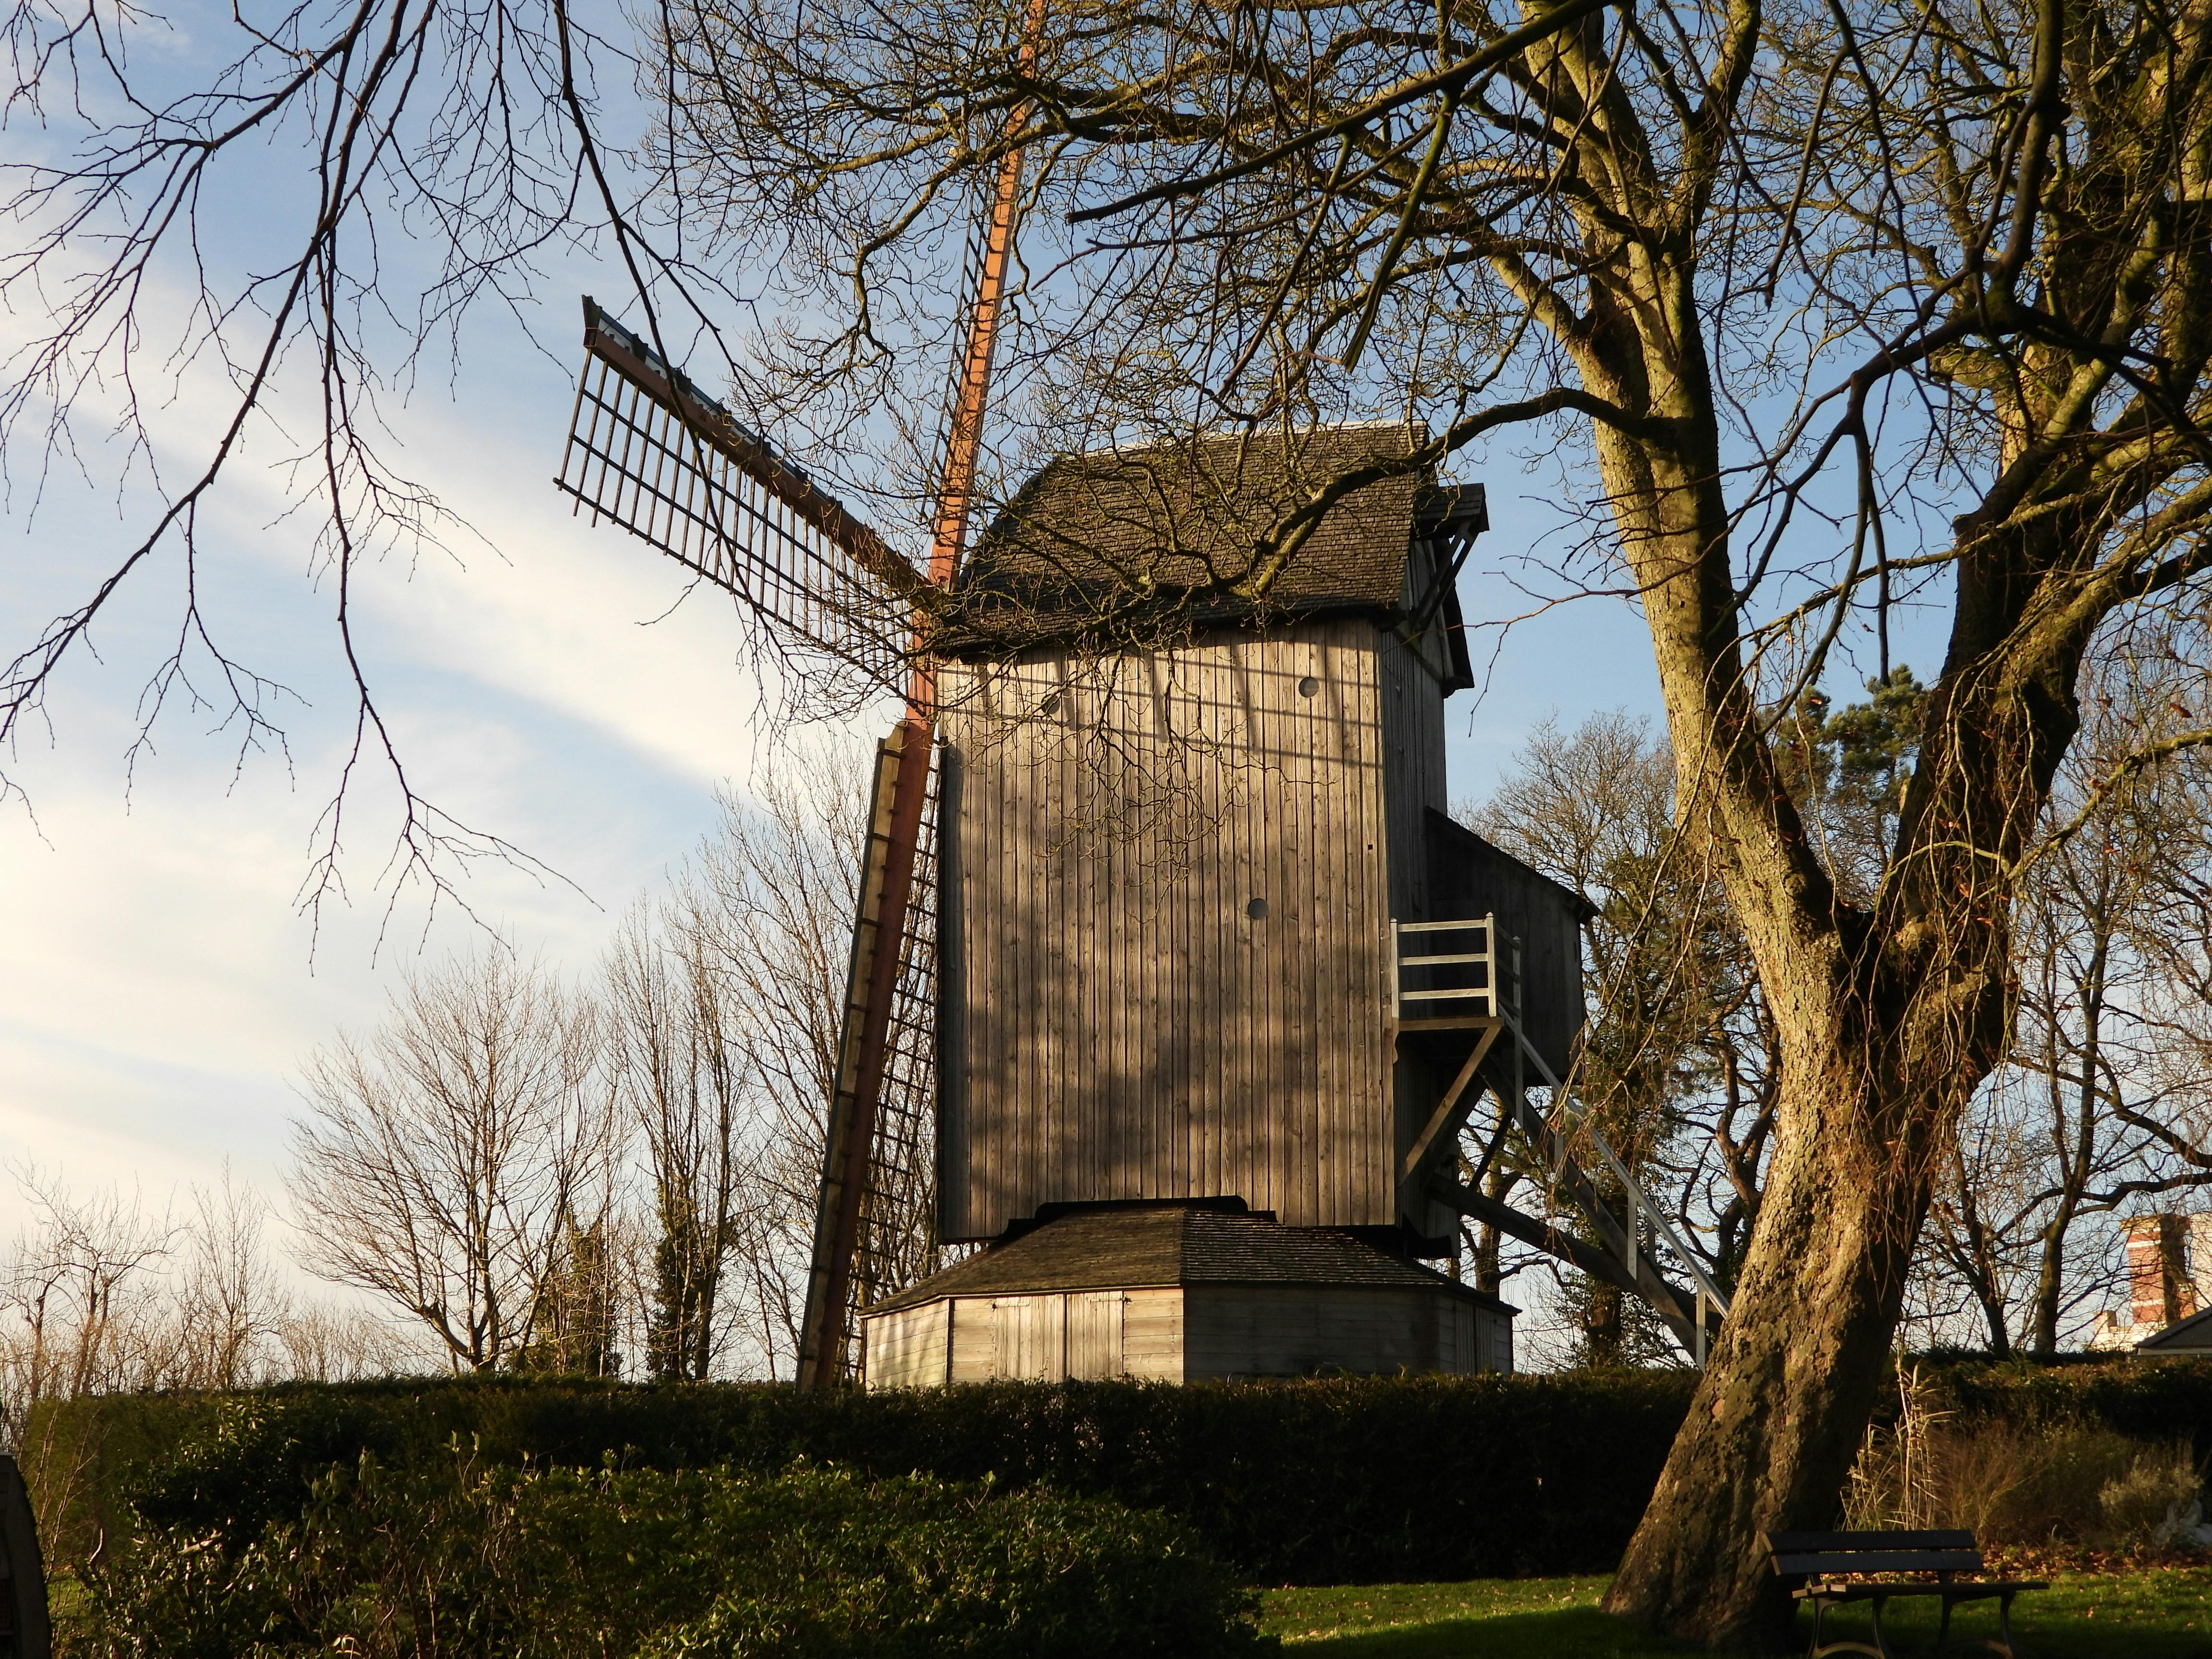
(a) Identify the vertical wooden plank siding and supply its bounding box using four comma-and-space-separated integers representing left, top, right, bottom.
988, 1295, 1065, 1379
861, 1301, 950, 1390
938, 618, 1395, 1238
1377, 618, 1450, 1214
1064, 1291, 1127, 1378
1376, 627, 1450, 923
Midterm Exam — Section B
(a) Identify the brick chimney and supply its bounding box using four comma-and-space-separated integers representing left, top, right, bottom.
2123, 1215, 2197, 1327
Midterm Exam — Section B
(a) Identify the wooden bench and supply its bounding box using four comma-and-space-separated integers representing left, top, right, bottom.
1766, 1530, 2045, 1659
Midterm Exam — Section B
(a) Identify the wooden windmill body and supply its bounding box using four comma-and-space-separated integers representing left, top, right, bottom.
857, 426, 1593, 1386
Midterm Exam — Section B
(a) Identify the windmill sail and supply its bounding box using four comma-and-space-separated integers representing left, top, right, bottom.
558, 0, 1037, 1389
555, 300, 925, 682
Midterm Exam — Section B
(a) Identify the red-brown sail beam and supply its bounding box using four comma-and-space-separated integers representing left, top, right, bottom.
794, 0, 1045, 1388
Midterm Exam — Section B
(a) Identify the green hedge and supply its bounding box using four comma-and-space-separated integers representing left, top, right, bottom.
27, 1371, 1698, 1584
1910, 1356, 2212, 1455
77, 1459, 1268, 1659
28, 1358, 2210, 1589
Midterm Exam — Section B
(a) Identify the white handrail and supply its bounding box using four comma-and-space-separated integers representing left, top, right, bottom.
1390, 914, 1499, 1020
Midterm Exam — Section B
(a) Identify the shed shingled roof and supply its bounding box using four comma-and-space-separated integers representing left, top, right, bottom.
865, 1203, 1516, 1316
938, 425, 1479, 664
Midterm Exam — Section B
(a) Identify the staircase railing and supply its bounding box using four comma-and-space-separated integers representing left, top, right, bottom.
1392, 912, 1731, 1366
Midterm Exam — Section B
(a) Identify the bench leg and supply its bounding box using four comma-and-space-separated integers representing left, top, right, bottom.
1938, 1593, 1954, 1650
1870, 1593, 1897, 1659
1990, 1589, 2022, 1659
1814, 1601, 1885, 1659
1805, 1595, 1888, 1659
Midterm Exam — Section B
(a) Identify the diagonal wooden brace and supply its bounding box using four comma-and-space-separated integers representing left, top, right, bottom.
1397, 1019, 1503, 1193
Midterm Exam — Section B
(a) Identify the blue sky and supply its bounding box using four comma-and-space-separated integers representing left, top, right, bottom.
0, 0, 1926, 1258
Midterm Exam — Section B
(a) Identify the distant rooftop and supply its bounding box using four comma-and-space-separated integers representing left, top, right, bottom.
2134, 1302, 2212, 1353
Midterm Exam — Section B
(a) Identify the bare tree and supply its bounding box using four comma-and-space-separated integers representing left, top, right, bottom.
0, 1166, 177, 1429
273, 1302, 412, 1382
170, 1167, 293, 1391
1914, 654, 2212, 1353
604, 902, 746, 1380
288, 951, 615, 1372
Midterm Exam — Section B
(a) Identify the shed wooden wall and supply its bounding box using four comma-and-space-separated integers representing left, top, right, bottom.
861, 1284, 1509, 1388
939, 617, 1423, 1239
937, 1290, 1185, 1385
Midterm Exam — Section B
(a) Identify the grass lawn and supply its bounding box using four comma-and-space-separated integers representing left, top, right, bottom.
1258, 1567, 2212, 1657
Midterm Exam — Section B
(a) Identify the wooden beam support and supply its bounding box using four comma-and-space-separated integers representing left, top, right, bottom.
1397, 1019, 1502, 1188
1432, 1179, 1643, 1298
1430, 1177, 1718, 1353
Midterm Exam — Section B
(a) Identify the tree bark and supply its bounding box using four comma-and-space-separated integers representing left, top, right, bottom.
1601, 498, 2085, 1646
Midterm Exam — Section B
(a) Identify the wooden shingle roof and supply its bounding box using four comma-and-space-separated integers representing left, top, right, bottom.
938, 425, 1481, 668
866, 1202, 1515, 1315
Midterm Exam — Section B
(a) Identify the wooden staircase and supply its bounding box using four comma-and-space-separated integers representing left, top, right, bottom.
1391, 916, 1728, 1363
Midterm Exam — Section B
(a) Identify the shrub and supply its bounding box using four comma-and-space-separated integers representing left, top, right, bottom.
73, 1456, 1270, 1659
1845, 1364, 2210, 1549
2095, 1444, 2206, 1550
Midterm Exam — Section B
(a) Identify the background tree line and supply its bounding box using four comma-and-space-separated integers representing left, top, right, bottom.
1464, 647, 2212, 1368
0, 740, 928, 1426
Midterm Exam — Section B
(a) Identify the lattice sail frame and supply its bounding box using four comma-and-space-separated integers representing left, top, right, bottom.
847, 755, 961, 1374
555, 298, 962, 1382
555, 300, 922, 692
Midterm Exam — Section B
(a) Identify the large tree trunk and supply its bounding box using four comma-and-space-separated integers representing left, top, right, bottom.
1597, 509, 2081, 1646
1563, 227, 2075, 1638
1604, 1025, 1960, 1648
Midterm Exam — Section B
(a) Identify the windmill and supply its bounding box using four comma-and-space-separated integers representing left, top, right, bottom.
552, 52, 1729, 1387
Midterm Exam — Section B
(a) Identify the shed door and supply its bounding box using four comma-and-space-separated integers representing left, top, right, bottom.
1064, 1292, 1126, 1380
990, 1296, 1064, 1380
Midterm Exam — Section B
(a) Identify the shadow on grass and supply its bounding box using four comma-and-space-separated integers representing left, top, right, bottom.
1270, 1583, 2212, 1658
1273, 1606, 1702, 1659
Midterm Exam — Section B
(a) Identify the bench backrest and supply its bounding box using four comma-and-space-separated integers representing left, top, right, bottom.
1767, 1530, 1984, 1578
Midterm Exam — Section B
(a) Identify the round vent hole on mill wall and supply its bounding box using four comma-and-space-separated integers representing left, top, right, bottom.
1246, 898, 1269, 920
1297, 675, 1320, 697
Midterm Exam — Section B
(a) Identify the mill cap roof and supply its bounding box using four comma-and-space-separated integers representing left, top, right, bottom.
864, 1202, 1516, 1316
938, 425, 1481, 678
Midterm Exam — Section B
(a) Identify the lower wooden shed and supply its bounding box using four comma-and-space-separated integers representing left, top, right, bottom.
860, 1202, 1515, 1388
